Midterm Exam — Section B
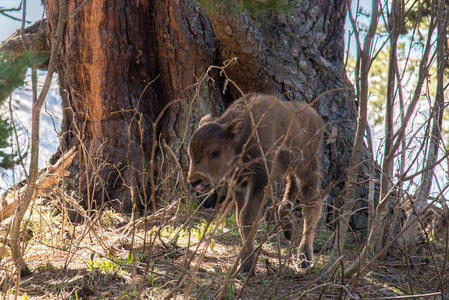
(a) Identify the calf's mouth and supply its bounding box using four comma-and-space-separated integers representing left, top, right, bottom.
191, 180, 210, 193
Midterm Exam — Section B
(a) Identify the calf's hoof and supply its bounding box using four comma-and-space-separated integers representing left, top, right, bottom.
278, 201, 295, 240
239, 264, 255, 278
298, 252, 313, 269
291, 252, 312, 272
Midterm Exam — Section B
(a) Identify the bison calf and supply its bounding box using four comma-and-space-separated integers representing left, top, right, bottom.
187, 94, 324, 276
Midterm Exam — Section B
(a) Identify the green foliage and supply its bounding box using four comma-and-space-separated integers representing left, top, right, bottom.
0, 53, 28, 169
224, 267, 236, 299
0, 115, 17, 169
314, 227, 333, 251
86, 257, 122, 273
0, 52, 45, 169
0, 52, 48, 170
347, 45, 427, 128
223, 212, 237, 229
192, 219, 211, 242
69, 292, 81, 300
0, 53, 29, 103
401, 0, 432, 38
239, 0, 292, 14
40, 262, 55, 271
201, 0, 291, 16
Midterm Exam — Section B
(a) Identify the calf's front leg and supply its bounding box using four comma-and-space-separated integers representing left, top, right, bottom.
234, 174, 267, 276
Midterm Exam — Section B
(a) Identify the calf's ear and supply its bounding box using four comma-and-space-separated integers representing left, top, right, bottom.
199, 114, 212, 127
227, 118, 245, 138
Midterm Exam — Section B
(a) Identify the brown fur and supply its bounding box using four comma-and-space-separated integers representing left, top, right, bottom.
187, 94, 324, 276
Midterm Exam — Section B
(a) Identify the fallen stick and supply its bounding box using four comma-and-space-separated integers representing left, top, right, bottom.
0, 147, 76, 221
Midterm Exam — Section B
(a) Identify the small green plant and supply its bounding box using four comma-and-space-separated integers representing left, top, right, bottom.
148, 261, 157, 287
222, 213, 240, 238
224, 213, 237, 228
69, 292, 81, 300
115, 251, 145, 267
213, 265, 222, 274
407, 286, 412, 295
40, 262, 55, 271
120, 286, 139, 300
126, 252, 135, 265
195, 219, 217, 251
189, 198, 199, 210
390, 286, 403, 294
227, 279, 235, 299
161, 225, 174, 237
83, 256, 124, 275
193, 219, 210, 242
314, 228, 334, 251
223, 266, 240, 299
191, 280, 209, 299
313, 260, 326, 270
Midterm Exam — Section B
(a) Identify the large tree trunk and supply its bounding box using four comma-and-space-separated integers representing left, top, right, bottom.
43, 0, 369, 221
43, 0, 221, 211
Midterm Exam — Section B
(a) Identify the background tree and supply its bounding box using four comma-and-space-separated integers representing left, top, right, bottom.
41, 0, 370, 222
341, 0, 449, 277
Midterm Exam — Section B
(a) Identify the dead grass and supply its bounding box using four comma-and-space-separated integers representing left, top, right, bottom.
0, 186, 447, 300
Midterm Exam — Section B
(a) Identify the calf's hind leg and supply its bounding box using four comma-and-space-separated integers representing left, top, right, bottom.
278, 174, 301, 241
298, 168, 322, 268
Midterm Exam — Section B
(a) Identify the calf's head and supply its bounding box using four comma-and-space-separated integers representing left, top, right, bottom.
187, 114, 244, 193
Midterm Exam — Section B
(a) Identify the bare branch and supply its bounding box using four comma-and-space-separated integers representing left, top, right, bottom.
0, 3, 28, 22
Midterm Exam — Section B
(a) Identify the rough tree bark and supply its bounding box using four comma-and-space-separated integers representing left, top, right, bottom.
42, 0, 370, 221
43, 0, 221, 211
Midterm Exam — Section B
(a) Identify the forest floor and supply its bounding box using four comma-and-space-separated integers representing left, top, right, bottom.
0, 191, 448, 300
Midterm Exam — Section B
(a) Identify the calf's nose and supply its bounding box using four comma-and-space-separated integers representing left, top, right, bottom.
187, 176, 202, 186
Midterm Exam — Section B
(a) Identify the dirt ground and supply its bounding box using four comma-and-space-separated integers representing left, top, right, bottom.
1, 194, 448, 300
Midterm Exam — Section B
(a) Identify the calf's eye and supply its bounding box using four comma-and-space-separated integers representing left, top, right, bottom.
211, 151, 220, 158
